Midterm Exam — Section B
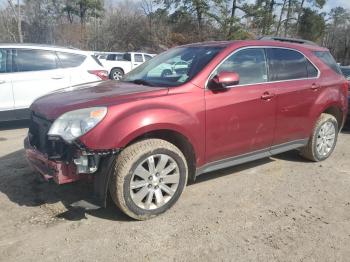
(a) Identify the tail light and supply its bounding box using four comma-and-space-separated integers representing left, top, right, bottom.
343, 81, 350, 97
88, 70, 109, 80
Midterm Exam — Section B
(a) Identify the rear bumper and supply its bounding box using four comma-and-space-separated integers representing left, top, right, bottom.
24, 137, 82, 184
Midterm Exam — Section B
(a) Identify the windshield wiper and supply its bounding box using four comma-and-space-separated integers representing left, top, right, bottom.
130, 79, 154, 86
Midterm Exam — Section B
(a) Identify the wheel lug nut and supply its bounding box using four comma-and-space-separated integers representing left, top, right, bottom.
148, 184, 152, 188
156, 173, 160, 177
155, 185, 159, 189
159, 178, 163, 182
148, 176, 153, 181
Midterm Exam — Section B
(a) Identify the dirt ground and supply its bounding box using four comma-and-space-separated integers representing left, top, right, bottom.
0, 123, 349, 262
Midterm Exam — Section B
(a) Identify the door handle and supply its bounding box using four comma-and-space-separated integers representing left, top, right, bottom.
51, 76, 64, 80
261, 92, 275, 100
0, 80, 5, 84
311, 83, 319, 91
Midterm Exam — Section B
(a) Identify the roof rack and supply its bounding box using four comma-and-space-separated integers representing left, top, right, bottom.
258, 36, 319, 46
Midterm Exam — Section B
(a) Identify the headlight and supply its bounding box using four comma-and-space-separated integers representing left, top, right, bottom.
48, 107, 107, 143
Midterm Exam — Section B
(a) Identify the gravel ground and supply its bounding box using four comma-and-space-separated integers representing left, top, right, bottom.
0, 123, 349, 262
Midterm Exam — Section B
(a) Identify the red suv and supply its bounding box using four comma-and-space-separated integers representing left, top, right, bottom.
25, 38, 348, 220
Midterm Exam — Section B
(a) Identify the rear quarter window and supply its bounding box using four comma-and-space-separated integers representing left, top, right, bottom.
267, 48, 308, 81
314, 51, 342, 75
57, 52, 86, 68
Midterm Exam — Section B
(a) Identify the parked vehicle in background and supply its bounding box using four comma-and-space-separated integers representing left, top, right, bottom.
341, 66, 350, 80
0, 44, 108, 122
102, 52, 155, 80
25, 38, 348, 220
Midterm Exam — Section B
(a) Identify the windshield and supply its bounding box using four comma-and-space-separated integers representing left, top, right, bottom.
122, 46, 223, 87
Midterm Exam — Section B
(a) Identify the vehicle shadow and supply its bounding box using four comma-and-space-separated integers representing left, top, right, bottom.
0, 149, 130, 222
0, 148, 310, 222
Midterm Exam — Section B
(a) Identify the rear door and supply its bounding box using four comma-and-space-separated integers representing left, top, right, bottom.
12, 48, 70, 110
266, 48, 320, 149
0, 48, 15, 120
132, 53, 144, 69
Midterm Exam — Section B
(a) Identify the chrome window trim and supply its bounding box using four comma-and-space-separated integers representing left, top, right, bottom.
205, 46, 321, 89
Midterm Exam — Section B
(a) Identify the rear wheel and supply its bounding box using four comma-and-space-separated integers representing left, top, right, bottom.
300, 113, 338, 161
110, 68, 124, 80
110, 139, 188, 220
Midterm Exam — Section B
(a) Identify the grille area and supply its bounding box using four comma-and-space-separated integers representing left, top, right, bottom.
28, 112, 74, 161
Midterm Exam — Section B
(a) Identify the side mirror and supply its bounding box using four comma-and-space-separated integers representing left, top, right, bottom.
208, 71, 240, 90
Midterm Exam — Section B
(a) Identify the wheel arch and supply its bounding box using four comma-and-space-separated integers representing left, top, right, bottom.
110, 67, 125, 75
323, 105, 344, 129
123, 129, 197, 182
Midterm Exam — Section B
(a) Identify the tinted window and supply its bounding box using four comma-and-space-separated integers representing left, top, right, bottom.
57, 52, 86, 68
214, 48, 268, 85
307, 60, 318, 78
0, 49, 7, 73
267, 48, 307, 81
341, 67, 350, 77
123, 53, 131, 61
145, 55, 153, 61
13, 49, 57, 72
314, 51, 341, 75
135, 54, 143, 63
106, 54, 116, 61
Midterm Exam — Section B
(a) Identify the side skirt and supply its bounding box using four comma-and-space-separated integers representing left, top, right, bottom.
195, 139, 308, 176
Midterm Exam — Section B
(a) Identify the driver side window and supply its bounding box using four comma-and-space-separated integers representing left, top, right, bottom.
215, 48, 268, 85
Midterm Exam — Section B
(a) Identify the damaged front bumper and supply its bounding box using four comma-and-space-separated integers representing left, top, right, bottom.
24, 137, 84, 184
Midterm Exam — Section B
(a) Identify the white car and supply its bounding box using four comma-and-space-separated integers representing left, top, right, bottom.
102, 52, 155, 80
0, 44, 108, 122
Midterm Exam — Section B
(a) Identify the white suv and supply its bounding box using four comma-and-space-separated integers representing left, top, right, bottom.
0, 44, 108, 122
102, 52, 155, 80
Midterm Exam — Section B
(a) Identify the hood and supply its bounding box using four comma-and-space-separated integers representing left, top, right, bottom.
30, 81, 169, 120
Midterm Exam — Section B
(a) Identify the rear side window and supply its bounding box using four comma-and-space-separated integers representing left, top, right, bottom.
144, 55, 153, 61
267, 48, 307, 81
56, 52, 86, 68
135, 54, 144, 63
215, 48, 268, 85
341, 67, 350, 77
123, 53, 131, 61
0, 49, 7, 73
13, 49, 58, 72
314, 51, 342, 74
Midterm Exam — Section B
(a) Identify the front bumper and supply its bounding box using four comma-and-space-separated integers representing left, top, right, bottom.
24, 137, 82, 184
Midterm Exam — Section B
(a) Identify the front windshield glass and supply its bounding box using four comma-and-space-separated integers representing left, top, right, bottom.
122, 46, 223, 87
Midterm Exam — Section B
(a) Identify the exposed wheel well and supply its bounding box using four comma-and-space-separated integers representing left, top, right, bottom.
126, 130, 197, 182
324, 106, 343, 129
110, 67, 124, 74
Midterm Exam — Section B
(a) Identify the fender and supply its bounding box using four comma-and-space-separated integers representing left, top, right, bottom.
79, 99, 206, 166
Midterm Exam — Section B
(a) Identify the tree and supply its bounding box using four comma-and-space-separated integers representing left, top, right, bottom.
298, 8, 325, 42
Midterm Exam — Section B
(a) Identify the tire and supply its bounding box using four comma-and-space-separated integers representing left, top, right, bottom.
110, 68, 124, 80
161, 69, 172, 77
300, 113, 338, 162
110, 139, 188, 220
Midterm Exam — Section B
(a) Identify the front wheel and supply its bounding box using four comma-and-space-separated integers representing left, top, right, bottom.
110, 139, 188, 220
300, 113, 338, 162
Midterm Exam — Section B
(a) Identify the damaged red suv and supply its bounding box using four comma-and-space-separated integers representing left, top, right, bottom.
25, 38, 348, 220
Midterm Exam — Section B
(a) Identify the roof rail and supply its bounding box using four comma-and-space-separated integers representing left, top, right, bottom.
258, 36, 319, 46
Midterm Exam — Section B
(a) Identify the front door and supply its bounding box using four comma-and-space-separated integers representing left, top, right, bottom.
11, 49, 70, 110
205, 48, 277, 163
